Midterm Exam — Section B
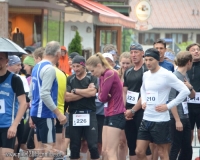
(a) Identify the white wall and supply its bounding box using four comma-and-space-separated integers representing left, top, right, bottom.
64, 21, 94, 53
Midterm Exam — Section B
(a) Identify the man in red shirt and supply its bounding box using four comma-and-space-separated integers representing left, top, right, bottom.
58, 46, 70, 75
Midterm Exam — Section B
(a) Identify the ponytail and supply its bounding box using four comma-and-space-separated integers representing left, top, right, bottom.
86, 52, 112, 69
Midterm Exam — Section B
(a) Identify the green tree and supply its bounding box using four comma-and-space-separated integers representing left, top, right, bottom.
68, 31, 82, 55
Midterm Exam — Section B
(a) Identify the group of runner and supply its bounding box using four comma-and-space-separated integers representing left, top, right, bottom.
0, 39, 200, 160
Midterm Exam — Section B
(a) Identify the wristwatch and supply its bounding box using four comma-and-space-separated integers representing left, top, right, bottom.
72, 89, 76, 94
189, 86, 193, 91
131, 108, 135, 114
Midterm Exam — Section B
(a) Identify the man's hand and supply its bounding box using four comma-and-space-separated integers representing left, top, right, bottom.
124, 109, 134, 119
155, 104, 168, 112
57, 114, 67, 125
7, 125, 17, 139
142, 103, 146, 110
88, 83, 95, 88
176, 120, 183, 131
184, 79, 192, 90
29, 117, 35, 128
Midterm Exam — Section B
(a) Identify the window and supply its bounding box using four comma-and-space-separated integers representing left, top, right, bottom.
138, 33, 160, 45
165, 33, 188, 44
197, 34, 200, 44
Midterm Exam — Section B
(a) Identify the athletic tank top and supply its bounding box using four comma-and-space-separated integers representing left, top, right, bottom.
0, 73, 18, 127
31, 61, 58, 118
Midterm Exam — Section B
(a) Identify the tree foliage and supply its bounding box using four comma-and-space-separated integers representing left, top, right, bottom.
68, 31, 82, 55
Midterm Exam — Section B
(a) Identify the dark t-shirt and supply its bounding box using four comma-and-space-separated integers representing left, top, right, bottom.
124, 65, 148, 113
187, 61, 200, 108
67, 72, 98, 113
0, 71, 25, 97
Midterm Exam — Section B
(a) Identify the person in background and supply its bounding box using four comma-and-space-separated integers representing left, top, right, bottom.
103, 44, 120, 68
20, 46, 35, 76
68, 52, 79, 75
24, 46, 35, 55
33, 47, 45, 64
186, 43, 200, 143
118, 52, 132, 82
102, 53, 119, 70
153, 39, 174, 72
58, 46, 71, 75
118, 52, 132, 160
169, 51, 195, 160
20, 56, 37, 157
23, 56, 35, 85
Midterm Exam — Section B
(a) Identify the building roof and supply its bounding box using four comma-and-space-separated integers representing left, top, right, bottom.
71, 0, 136, 28
129, 0, 200, 29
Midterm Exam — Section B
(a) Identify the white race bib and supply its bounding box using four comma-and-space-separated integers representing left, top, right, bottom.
187, 92, 200, 104
73, 114, 90, 126
0, 99, 5, 114
146, 91, 158, 105
104, 102, 108, 108
182, 102, 188, 114
126, 91, 139, 104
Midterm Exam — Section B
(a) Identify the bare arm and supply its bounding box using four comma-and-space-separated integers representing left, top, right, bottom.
170, 107, 183, 131
123, 87, 128, 106
7, 94, 27, 139
65, 92, 83, 102
184, 79, 195, 98
132, 98, 142, 111
75, 88, 97, 98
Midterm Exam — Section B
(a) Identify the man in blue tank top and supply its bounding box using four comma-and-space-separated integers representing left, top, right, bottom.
0, 52, 27, 160
29, 41, 67, 157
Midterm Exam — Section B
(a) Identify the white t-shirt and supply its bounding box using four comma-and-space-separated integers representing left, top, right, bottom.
17, 74, 30, 93
141, 67, 190, 122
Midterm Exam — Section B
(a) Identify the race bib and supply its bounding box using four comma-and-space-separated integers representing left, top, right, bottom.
126, 91, 139, 104
104, 102, 108, 108
146, 91, 158, 105
73, 114, 90, 126
182, 101, 188, 114
0, 99, 5, 114
187, 92, 200, 104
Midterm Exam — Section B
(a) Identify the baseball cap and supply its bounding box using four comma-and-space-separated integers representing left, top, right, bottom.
130, 43, 143, 51
69, 52, 79, 59
164, 52, 175, 61
103, 53, 114, 62
108, 50, 117, 55
61, 46, 67, 51
72, 55, 86, 66
24, 46, 35, 54
8, 55, 21, 66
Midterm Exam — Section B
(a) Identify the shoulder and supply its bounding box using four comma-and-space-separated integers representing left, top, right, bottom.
12, 73, 22, 82
104, 69, 115, 77
124, 67, 134, 76
11, 74, 23, 87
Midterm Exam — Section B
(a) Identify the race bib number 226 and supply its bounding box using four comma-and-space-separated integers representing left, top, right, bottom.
73, 114, 90, 126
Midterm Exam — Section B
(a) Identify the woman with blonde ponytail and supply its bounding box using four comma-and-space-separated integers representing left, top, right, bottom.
86, 52, 126, 160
